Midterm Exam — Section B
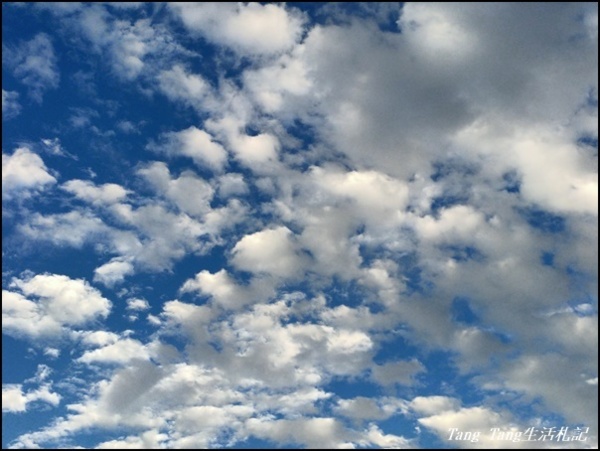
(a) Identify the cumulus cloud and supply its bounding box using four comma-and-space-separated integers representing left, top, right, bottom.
2, 148, 56, 200
78, 337, 149, 365
231, 226, 308, 278
126, 298, 150, 311
137, 161, 215, 217
2, 2, 597, 449
93, 257, 135, 287
169, 2, 305, 56
152, 126, 227, 172
156, 65, 212, 110
62, 179, 129, 205
2, 384, 60, 413
2, 273, 111, 340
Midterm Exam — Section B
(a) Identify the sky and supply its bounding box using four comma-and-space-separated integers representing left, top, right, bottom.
1, 2, 598, 449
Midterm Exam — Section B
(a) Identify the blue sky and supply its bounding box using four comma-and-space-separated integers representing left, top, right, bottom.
2, 2, 598, 449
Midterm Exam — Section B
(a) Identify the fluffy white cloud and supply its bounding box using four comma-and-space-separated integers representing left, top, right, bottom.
180, 269, 250, 309
2, 3, 598, 449
78, 337, 149, 364
3, 273, 111, 339
150, 126, 227, 172
137, 161, 215, 217
245, 417, 351, 449
231, 226, 308, 278
218, 173, 249, 198
62, 179, 129, 205
2, 148, 56, 199
2, 384, 60, 413
126, 298, 150, 311
94, 257, 135, 287
19, 210, 114, 248
169, 2, 305, 56
157, 66, 213, 111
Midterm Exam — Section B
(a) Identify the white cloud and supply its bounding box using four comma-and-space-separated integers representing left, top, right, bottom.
169, 2, 305, 56
62, 179, 129, 205
79, 330, 120, 347
4, 33, 59, 102
218, 173, 249, 198
78, 337, 149, 365
231, 226, 308, 278
137, 161, 215, 217
335, 396, 405, 421
150, 126, 227, 172
244, 48, 312, 113
19, 210, 113, 248
2, 89, 21, 119
157, 66, 212, 110
126, 298, 150, 311
3, 273, 111, 340
41, 138, 70, 157
180, 269, 249, 310
245, 417, 351, 449
2, 384, 60, 413
410, 396, 461, 416
2, 148, 56, 199
2, 3, 598, 449
229, 132, 280, 168
362, 424, 413, 449
96, 430, 168, 449
311, 166, 410, 226
94, 257, 135, 287
54, 5, 188, 81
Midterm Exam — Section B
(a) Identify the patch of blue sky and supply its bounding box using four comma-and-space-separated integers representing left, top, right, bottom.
518, 207, 567, 233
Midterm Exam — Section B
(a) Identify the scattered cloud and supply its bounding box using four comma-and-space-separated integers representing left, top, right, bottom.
2, 148, 56, 200
3, 33, 59, 102
2, 273, 111, 340
2, 89, 21, 119
2, 2, 597, 449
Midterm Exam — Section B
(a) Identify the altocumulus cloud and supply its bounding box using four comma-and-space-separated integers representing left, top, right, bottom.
2, 2, 597, 449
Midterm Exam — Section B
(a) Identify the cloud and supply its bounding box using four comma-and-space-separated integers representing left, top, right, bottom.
156, 65, 212, 109
78, 337, 149, 365
245, 417, 352, 449
169, 2, 305, 56
180, 269, 253, 310
231, 226, 308, 279
2, 3, 598, 449
126, 298, 150, 311
93, 257, 135, 287
2, 148, 56, 200
371, 359, 425, 387
47, 4, 188, 81
335, 396, 406, 421
19, 210, 113, 248
41, 138, 72, 157
149, 126, 228, 172
62, 179, 130, 205
217, 173, 249, 198
2, 273, 112, 340
2, 384, 60, 413
137, 161, 215, 217
4, 33, 59, 102
2, 89, 21, 119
